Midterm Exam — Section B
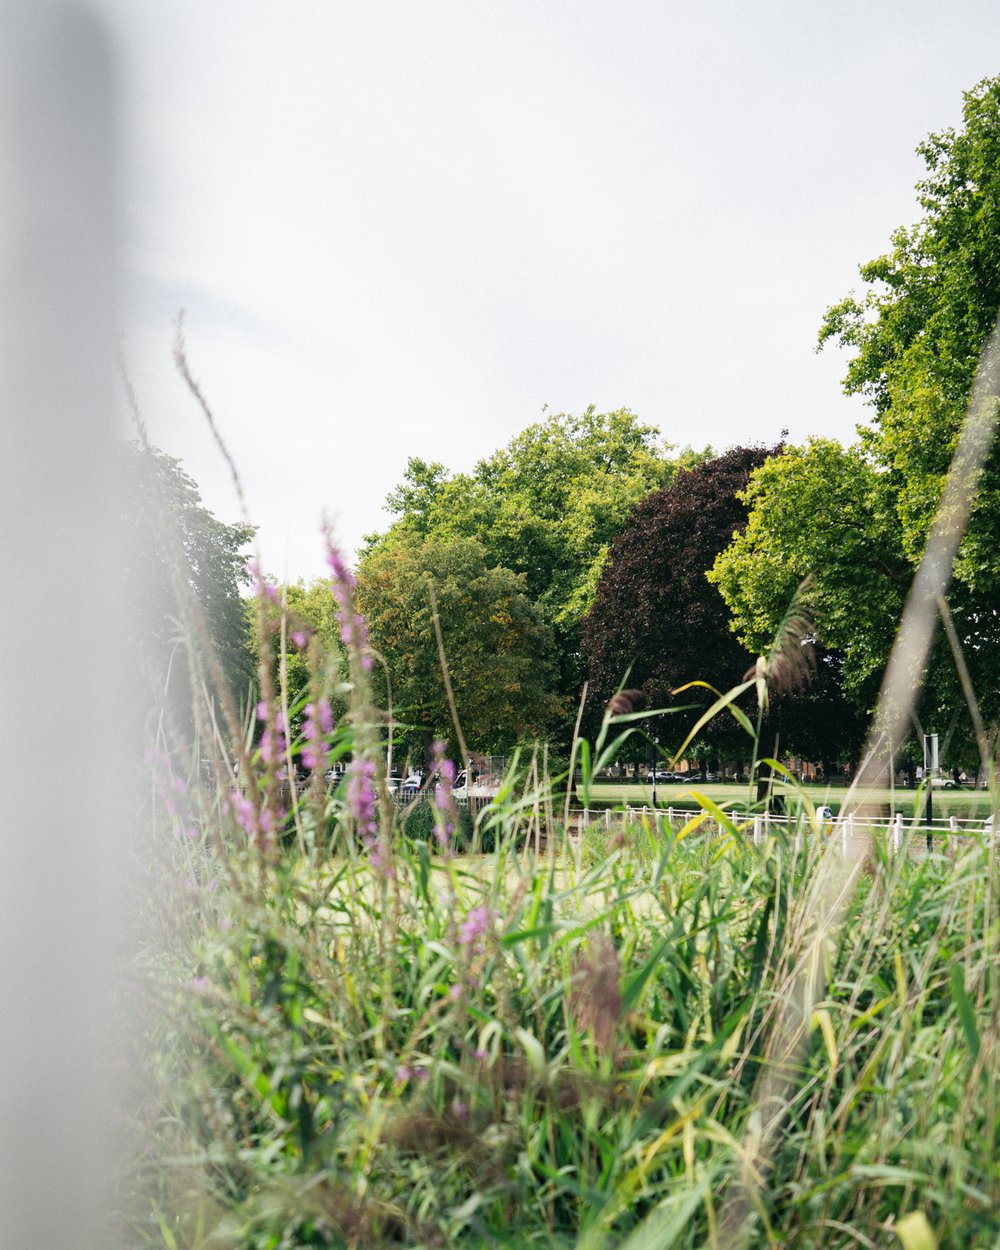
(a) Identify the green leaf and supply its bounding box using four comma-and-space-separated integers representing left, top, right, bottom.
513, 1026, 547, 1075
949, 963, 981, 1060
615, 1170, 717, 1250
620, 933, 673, 1014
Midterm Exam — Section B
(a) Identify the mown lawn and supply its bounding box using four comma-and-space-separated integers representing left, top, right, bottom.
580, 781, 998, 822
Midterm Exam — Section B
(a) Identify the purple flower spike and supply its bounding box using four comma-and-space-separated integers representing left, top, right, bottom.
322, 527, 371, 667
458, 905, 489, 948
226, 790, 256, 837
431, 740, 458, 855
300, 699, 333, 771
347, 755, 394, 878
246, 560, 280, 605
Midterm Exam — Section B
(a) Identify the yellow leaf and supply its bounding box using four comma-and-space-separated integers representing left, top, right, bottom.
720, 1017, 746, 1064
810, 1007, 839, 1073
894, 1211, 937, 1250
894, 949, 907, 1010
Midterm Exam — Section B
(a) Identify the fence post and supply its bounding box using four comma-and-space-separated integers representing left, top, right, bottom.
583, 807, 589, 832
753, 815, 762, 847
604, 808, 611, 832
1, 14, 126, 1247
893, 812, 904, 856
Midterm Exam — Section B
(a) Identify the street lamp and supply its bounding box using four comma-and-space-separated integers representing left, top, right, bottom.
924, 732, 938, 852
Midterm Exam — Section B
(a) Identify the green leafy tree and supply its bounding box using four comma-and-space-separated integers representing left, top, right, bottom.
355, 534, 564, 758
708, 440, 908, 711
368, 408, 707, 718
123, 443, 256, 712
816, 76, 1000, 739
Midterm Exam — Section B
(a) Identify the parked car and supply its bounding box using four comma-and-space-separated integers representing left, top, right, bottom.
930, 776, 958, 789
647, 769, 685, 783
401, 772, 423, 797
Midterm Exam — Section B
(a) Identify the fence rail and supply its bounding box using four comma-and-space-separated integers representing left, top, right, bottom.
566, 804, 995, 855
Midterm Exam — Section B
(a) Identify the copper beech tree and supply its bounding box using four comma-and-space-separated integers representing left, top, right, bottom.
581, 446, 780, 758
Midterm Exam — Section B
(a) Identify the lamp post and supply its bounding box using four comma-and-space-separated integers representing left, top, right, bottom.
924, 733, 938, 852
651, 736, 658, 808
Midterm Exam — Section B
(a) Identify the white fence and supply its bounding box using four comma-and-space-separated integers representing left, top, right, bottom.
570, 804, 994, 856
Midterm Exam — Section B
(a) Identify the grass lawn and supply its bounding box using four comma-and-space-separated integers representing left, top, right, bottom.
578, 780, 999, 821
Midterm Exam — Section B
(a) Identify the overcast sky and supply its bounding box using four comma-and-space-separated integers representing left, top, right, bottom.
95, 1, 999, 583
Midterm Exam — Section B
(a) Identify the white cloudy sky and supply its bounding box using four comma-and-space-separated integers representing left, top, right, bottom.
95, 0, 999, 582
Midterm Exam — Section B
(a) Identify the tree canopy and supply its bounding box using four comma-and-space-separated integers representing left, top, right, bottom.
367, 407, 707, 723
708, 440, 908, 709
355, 533, 564, 758
714, 78, 1000, 759
123, 443, 256, 712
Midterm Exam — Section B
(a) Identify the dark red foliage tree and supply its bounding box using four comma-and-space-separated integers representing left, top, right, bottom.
581, 445, 780, 756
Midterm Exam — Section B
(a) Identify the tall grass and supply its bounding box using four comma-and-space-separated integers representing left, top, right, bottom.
122, 577, 998, 1250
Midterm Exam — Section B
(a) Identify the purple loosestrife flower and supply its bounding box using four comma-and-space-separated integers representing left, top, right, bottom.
226, 790, 256, 837
300, 700, 333, 771
147, 746, 190, 825
291, 630, 308, 649
347, 757, 377, 838
257, 701, 287, 766
458, 905, 490, 950
347, 755, 393, 878
432, 740, 458, 855
322, 528, 372, 671
246, 559, 279, 605
259, 804, 287, 836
